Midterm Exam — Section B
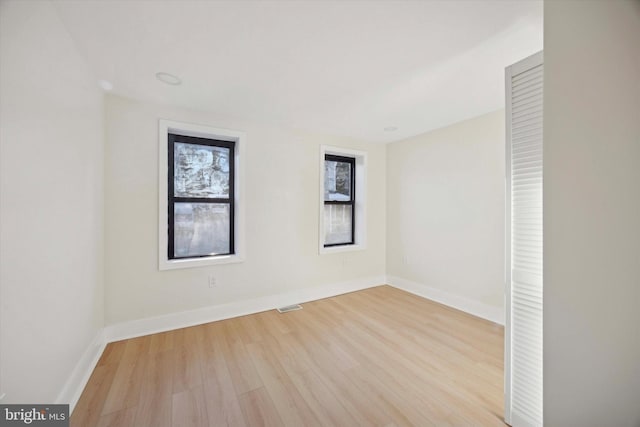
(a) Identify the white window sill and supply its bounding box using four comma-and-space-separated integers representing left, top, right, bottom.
319, 244, 366, 255
159, 254, 244, 271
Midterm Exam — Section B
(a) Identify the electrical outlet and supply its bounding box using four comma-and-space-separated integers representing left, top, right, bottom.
208, 276, 216, 288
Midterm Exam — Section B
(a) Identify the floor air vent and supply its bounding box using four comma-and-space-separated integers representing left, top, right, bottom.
277, 304, 303, 313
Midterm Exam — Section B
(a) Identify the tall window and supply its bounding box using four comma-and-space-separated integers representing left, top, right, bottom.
324, 154, 355, 246
168, 133, 235, 259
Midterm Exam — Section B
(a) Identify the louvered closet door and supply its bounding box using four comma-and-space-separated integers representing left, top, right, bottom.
505, 51, 543, 427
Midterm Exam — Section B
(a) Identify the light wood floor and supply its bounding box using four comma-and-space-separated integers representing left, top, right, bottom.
71, 285, 505, 427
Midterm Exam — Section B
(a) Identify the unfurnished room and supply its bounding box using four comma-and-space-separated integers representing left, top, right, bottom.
0, 1, 639, 426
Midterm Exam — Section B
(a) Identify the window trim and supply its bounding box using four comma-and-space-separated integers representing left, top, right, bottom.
323, 154, 356, 247
159, 119, 245, 270
319, 145, 367, 255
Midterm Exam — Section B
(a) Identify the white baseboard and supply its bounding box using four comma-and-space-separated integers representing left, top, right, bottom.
104, 275, 385, 343
386, 275, 504, 325
56, 328, 107, 413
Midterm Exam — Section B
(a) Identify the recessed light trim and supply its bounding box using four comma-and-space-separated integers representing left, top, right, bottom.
155, 72, 182, 86
384, 126, 398, 132
98, 79, 113, 91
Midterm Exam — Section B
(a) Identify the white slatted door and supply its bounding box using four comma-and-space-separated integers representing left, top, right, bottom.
505, 51, 543, 427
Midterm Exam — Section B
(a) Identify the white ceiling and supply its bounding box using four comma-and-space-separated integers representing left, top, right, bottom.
53, 0, 542, 143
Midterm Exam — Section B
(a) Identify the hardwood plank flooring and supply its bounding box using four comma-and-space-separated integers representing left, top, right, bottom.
71, 286, 505, 426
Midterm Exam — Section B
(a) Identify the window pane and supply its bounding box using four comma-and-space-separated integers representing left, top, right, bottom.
174, 142, 230, 198
324, 160, 352, 201
324, 204, 353, 245
174, 203, 230, 257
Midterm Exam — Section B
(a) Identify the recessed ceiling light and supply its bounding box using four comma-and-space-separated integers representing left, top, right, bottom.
384, 126, 398, 132
155, 72, 182, 86
98, 79, 113, 91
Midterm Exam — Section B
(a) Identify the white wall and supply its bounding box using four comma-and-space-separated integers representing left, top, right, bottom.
386, 110, 505, 323
104, 95, 386, 325
544, 1, 640, 425
0, 0, 104, 403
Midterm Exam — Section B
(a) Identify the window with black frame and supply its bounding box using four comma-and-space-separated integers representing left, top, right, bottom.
168, 133, 235, 259
324, 154, 355, 246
